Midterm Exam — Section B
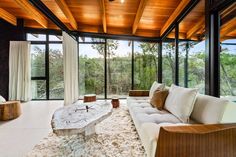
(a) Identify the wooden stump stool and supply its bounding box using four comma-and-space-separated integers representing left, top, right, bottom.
111, 98, 119, 108
84, 94, 96, 103
0, 101, 21, 121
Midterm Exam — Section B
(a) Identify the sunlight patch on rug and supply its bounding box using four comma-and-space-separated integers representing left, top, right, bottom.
26, 104, 146, 157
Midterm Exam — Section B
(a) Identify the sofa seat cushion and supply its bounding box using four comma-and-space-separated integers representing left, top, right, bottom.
127, 96, 150, 106
133, 111, 182, 128
131, 106, 168, 115
139, 122, 187, 157
128, 102, 151, 109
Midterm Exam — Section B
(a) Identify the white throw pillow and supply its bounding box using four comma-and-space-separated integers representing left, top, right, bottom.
164, 84, 198, 123
191, 94, 228, 124
149, 81, 165, 99
0, 95, 6, 103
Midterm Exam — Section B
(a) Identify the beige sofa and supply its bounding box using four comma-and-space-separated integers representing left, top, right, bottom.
127, 90, 236, 157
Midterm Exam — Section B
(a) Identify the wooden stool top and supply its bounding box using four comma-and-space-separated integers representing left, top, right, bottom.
84, 94, 96, 103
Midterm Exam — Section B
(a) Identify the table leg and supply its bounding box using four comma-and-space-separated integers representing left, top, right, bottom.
85, 125, 95, 136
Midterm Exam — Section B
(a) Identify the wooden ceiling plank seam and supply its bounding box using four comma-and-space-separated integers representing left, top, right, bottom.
186, 16, 204, 39
99, 0, 107, 33
0, 8, 17, 25
14, 0, 48, 28
54, 0, 78, 30
132, 0, 148, 34
160, 0, 191, 36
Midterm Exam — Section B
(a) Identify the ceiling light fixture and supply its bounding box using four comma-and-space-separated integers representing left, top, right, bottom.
121, 0, 124, 3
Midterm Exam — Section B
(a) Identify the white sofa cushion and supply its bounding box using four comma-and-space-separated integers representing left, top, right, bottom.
139, 122, 188, 157
127, 96, 150, 106
0, 95, 6, 103
191, 94, 228, 124
149, 81, 165, 99
165, 84, 198, 123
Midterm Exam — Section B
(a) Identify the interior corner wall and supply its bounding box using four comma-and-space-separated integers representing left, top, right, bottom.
0, 19, 25, 100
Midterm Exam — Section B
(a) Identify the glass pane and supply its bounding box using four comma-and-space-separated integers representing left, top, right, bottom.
178, 41, 205, 93
49, 44, 64, 99
220, 39, 236, 99
134, 41, 158, 90
49, 35, 62, 41
178, 42, 186, 87
31, 44, 45, 77
27, 33, 46, 41
79, 43, 105, 99
162, 42, 175, 86
220, 2, 236, 101
188, 41, 205, 93
107, 39, 132, 98
31, 80, 46, 99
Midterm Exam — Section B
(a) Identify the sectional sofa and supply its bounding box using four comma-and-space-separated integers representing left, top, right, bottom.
127, 83, 236, 157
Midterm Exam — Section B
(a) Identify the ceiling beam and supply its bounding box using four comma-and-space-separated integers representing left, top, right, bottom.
14, 0, 47, 28
160, 0, 190, 36
0, 8, 17, 26
54, 0, 78, 30
221, 18, 236, 37
28, 0, 72, 35
186, 16, 204, 39
99, 0, 107, 33
132, 0, 148, 34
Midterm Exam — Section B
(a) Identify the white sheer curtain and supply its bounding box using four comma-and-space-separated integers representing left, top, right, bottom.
63, 32, 79, 105
9, 41, 31, 101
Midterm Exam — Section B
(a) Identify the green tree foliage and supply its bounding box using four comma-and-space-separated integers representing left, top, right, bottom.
31, 40, 235, 99
220, 48, 236, 96
134, 42, 158, 89
31, 45, 64, 99
49, 46, 64, 99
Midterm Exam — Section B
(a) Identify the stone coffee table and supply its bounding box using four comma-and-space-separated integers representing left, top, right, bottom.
51, 101, 112, 136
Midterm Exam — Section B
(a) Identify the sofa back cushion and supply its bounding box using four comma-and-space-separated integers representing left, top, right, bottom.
149, 81, 165, 99
164, 84, 198, 123
191, 94, 228, 124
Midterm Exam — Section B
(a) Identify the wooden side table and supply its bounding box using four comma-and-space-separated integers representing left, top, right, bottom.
84, 94, 96, 103
0, 101, 21, 121
111, 98, 119, 108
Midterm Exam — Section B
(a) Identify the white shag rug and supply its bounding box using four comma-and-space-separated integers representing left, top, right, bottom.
26, 104, 146, 157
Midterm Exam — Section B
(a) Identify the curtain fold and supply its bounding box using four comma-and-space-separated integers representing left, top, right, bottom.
9, 41, 31, 101
63, 32, 79, 105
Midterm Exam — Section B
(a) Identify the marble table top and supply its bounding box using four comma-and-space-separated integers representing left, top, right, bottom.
51, 101, 112, 136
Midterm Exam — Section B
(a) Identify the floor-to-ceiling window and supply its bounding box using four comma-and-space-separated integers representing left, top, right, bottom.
133, 41, 158, 89
162, 41, 175, 87
106, 39, 132, 98
178, 41, 205, 93
78, 37, 159, 98
27, 33, 63, 100
220, 40, 236, 99
219, 2, 236, 101
78, 37, 105, 99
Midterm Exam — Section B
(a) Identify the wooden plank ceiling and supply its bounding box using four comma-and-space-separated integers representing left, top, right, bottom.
0, 0, 235, 41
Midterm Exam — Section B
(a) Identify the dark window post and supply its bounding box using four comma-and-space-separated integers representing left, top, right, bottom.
158, 41, 162, 83
104, 39, 107, 99
46, 34, 49, 100
131, 41, 134, 89
205, 0, 220, 97
175, 24, 179, 85
184, 42, 189, 87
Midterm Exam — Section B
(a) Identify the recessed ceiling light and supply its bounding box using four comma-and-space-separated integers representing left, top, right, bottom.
121, 0, 124, 3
